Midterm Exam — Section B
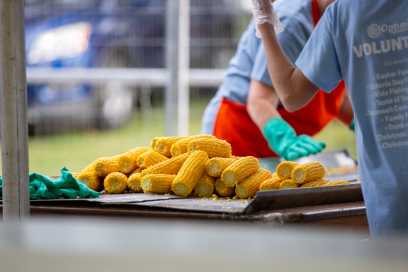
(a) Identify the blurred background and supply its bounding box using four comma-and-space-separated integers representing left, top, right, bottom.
1, 0, 354, 175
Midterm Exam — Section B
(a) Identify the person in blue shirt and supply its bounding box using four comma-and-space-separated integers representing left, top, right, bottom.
202, 0, 353, 170
253, 0, 408, 235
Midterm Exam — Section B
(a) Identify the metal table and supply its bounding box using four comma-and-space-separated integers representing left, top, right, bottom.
1, 176, 367, 232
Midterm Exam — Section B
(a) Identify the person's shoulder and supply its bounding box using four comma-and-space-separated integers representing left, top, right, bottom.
327, 0, 363, 15
274, 0, 312, 19
274, 0, 314, 32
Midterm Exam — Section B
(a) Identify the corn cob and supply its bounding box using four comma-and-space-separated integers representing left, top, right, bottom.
126, 147, 150, 167
94, 157, 120, 177
301, 180, 328, 188
221, 156, 260, 187
259, 175, 281, 191
153, 136, 184, 157
279, 179, 299, 189
114, 152, 136, 174
104, 172, 128, 194
170, 135, 214, 157
141, 153, 189, 176
194, 174, 215, 198
324, 180, 351, 187
77, 170, 103, 192
215, 179, 235, 197
151, 137, 161, 149
235, 168, 272, 199
132, 168, 142, 174
291, 161, 326, 184
127, 172, 143, 193
141, 174, 175, 194
206, 157, 236, 177
276, 161, 298, 180
171, 151, 209, 197
138, 150, 168, 169
188, 138, 232, 158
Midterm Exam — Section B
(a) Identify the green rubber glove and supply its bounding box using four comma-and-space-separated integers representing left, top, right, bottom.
262, 117, 326, 160
349, 119, 355, 131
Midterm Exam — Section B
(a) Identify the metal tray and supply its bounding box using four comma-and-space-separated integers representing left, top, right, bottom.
244, 183, 362, 214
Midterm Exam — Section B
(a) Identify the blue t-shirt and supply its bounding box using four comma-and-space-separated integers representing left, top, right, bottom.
296, 0, 408, 235
202, 0, 316, 133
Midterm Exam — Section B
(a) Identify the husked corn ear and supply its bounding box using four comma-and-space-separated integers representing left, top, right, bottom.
93, 153, 136, 176
104, 172, 128, 194
324, 180, 351, 187
114, 153, 136, 174
188, 138, 232, 158
132, 168, 142, 174
276, 161, 298, 179
221, 156, 260, 187
279, 179, 298, 189
292, 162, 326, 184
215, 179, 235, 197
126, 147, 150, 167
301, 180, 328, 188
141, 153, 189, 176
194, 174, 215, 198
259, 175, 281, 191
141, 174, 175, 194
170, 135, 214, 157
153, 136, 184, 157
206, 157, 236, 177
236, 168, 272, 199
127, 172, 143, 192
94, 157, 119, 177
138, 150, 168, 169
77, 170, 103, 192
151, 137, 161, 149
172, 151, 209, 197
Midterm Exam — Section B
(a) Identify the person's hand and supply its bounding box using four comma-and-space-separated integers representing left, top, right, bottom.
251, 0, 274, 25
284, 135, 326, 160
251, 0, 282, 36
262, 117, 326, 160
349, 119, 355, 131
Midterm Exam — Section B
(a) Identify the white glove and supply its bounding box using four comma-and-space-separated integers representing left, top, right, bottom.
251, 0, 283, 37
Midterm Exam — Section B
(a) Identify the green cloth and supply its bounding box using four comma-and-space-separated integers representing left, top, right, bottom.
0, 168, 100, 200
262, 117, 326, 161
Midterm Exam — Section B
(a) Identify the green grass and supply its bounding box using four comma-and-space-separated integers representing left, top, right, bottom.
2, 99, 356, 176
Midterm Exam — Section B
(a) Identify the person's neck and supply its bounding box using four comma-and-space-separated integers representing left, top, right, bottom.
317, 0, 332, 13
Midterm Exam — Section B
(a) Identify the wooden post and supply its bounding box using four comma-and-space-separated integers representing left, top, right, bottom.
0, 0, 30, 220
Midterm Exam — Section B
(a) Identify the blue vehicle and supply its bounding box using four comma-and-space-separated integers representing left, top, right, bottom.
25, 0, 242, 133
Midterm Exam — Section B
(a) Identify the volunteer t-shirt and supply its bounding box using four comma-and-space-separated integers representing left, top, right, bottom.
296, 0, 408, 235
202, 0, 315, 133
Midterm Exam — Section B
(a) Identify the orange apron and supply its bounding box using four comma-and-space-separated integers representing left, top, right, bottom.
213, 0, 346, 158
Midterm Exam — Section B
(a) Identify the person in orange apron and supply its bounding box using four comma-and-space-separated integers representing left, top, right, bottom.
202, 0, 353, 168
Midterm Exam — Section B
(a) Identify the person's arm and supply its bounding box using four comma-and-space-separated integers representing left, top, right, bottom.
252, 0, 318, 112
337, 93, 354, 126
247, 79, 280, 129
258, 24, 318, 112
247, 79, 326, 160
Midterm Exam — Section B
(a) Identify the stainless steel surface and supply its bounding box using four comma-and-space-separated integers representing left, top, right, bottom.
165, 0, 190, 136
0, 0, 30, 220
0, 218, 407, 272
134, 197, 250, 214
248, 183, 363, 213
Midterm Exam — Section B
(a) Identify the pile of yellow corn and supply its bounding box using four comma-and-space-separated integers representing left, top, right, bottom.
259, 161, 351, 191
76, 135, 351, 199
